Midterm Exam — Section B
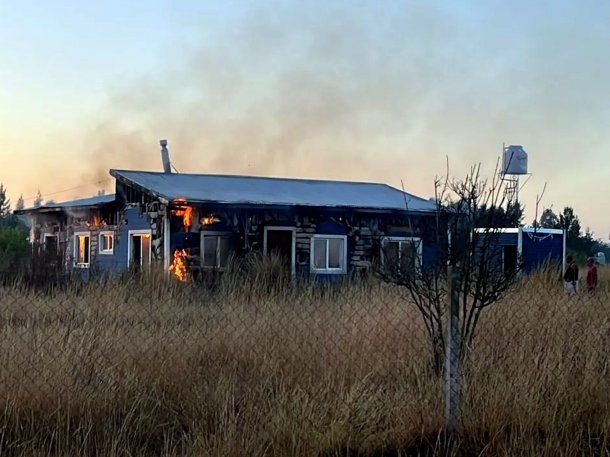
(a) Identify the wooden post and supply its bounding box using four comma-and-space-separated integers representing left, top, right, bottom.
446, 265, 460, 434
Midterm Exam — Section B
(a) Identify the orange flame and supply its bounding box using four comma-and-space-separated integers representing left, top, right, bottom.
200, 215, 218, 225
171, 205, 194, 232
183, 206, 193, 232
84, 213, 105, 227
169, 249, 189, 281
77, 235, 87, 263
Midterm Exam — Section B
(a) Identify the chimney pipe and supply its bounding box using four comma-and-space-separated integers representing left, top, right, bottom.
160, 139, 172, 173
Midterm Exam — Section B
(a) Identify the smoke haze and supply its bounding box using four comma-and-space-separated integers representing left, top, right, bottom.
2, 1, 609, 236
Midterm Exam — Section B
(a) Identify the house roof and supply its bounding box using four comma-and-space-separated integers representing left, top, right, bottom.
16, 194, 116, 214
110, 170, 436, 213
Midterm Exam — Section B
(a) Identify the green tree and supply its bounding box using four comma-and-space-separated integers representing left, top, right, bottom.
33, 190, 43, 208
477, 202, 523, 228
558, 207, 581, 248
539, 208, 559, 228
0, 227, 29, 257
0, 226, 30, 274
15, 194, 25, 211
0, 184, 10, 217
506, 202, 524, 227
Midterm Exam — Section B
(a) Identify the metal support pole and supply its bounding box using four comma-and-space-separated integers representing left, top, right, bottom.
163, 210, 171, 276
445, 265, 460, 434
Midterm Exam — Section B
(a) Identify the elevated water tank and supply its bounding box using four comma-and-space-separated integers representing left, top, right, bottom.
502, 145, 528, 175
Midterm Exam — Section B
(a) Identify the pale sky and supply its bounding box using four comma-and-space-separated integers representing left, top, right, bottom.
1, 1, 608, 238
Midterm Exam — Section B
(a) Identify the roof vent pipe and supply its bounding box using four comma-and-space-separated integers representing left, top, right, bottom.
160, 139, 172, 173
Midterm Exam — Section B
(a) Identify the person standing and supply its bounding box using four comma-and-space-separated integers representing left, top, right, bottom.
563, 255, 579, 293
586, 258, 598, 293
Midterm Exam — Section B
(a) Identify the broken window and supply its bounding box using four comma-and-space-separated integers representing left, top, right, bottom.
201, 234, 232, 269
74, 233, 91, 268
99, 232, 114, 254
310, 235, 347, 274
381, 237, 422, 274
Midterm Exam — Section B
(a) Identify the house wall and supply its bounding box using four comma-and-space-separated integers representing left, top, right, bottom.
28, 190, 440, 281
87, 207, 152, 273
53, 206, 155, 277
95, 207, 153, 273
169, 205, 439, 278
498, 233, 519, 246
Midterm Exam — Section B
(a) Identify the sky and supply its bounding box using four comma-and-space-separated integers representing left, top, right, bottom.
0, 0, 608, 238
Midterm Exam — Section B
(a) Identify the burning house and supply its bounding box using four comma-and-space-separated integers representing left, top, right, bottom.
16, 141, 440, 281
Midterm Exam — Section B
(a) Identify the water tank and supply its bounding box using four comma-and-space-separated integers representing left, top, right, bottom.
502, 145, 528, 175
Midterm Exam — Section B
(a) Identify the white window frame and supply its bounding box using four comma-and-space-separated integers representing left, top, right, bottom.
127, 229, 152, 267
310, 234, 348, 274
264, 226, 297, 276
73, 231, 91, 268
200, 231, 232, 270
43, 233, 59, 251
380, 236, 423, 270
99, 231, 114, 255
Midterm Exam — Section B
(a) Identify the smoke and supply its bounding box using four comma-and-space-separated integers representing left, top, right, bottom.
81, 3, 473, 188
76, 0, 610, 234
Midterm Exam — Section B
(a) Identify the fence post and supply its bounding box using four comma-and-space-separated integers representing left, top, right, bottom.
445, 265, 460, 433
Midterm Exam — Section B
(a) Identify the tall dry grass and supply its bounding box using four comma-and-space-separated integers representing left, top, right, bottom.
0, 262, 608, 456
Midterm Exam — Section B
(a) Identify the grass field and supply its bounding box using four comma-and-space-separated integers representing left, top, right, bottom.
0, 265, 608, 456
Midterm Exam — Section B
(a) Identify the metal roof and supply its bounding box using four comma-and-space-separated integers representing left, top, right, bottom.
16, 194, 116, 214
111, 170, 436, 212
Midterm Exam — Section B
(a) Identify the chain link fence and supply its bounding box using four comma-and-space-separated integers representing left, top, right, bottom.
0, 264, 608, 455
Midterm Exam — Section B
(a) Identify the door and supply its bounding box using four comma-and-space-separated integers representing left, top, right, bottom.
264, 227, 295, 273
44, 235, 58, 254
129, 231, 151, 270
503, 245, 518, 273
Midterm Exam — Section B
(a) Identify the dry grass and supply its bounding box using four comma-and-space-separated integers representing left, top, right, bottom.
0, 263, 608, 456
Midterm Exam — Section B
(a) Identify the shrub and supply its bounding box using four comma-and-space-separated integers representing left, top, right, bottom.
0, 227, 29, 274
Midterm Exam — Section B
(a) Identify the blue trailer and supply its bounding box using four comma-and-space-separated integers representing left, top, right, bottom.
476, 227, 566, 274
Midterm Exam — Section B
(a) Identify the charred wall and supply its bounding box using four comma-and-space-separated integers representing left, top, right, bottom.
169, 204, 439, 277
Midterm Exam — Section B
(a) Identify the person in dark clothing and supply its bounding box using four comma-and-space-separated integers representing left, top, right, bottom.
563, 255, 579, 293
586, 258, 598, 293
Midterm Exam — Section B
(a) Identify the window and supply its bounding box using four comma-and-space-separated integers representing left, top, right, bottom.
99, 232, 114, 255
201, 233, 232, 269
74, 233, 91, 268
310, 235, 347, 274
381, 237, 422, 273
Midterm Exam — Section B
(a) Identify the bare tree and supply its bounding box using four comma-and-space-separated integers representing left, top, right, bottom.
380, 162, 520, 374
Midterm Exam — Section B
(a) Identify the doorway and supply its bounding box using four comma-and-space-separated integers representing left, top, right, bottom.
264, 227, 296, 275
503, 245, 518, 273
128, 230, 151, 270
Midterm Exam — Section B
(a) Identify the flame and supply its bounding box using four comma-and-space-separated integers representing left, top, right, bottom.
169, 249, 189, 281
85, 213, 105, 227
200, 215, 218, 225
183, 206, 193, 231
77, 235, 87, 263
171, 205, 194, 232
